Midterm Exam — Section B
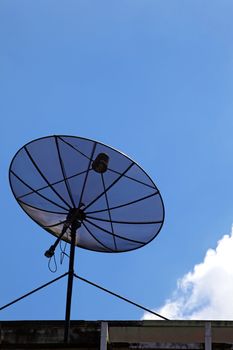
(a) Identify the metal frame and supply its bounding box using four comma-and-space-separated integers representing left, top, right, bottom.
1, 253, 168, 344
4, 135, 168, 342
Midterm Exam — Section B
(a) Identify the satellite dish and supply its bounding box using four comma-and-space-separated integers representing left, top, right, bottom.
7, 135, 166, 342
9, 135, 164, 253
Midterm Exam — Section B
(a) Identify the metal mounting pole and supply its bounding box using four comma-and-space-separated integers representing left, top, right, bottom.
64, 221, 79, 343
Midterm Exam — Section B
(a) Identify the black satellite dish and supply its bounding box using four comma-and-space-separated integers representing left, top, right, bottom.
6, 135, 166, 342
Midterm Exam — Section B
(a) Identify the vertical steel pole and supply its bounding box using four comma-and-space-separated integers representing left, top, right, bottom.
64, 222, 77, 343
205, 321, 212, 350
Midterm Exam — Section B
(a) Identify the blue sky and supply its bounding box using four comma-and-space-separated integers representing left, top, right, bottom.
0, 0, 233, 320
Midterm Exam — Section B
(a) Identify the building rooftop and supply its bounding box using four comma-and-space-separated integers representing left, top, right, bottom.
1, 320, 233, 350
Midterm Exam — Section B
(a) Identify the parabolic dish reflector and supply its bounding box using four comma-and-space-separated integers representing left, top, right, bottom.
9, 135, 164, 253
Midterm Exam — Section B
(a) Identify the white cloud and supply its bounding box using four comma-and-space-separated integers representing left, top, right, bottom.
143, 226, 233, 320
